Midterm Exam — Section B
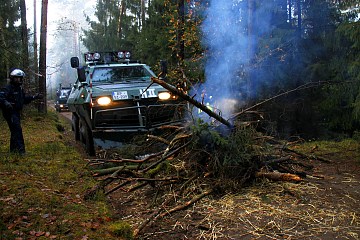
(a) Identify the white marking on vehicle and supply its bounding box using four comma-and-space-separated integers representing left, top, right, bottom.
140, 88, 156, 98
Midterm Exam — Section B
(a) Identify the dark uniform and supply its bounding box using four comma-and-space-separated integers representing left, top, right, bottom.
0, 69, 41, 154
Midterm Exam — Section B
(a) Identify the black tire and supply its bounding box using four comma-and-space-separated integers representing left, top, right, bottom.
72, 113, 80, 141
79, 118, 95, 156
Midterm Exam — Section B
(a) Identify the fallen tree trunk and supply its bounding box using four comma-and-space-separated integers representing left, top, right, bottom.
255, 171, 302, 182
151, 77, 233, 128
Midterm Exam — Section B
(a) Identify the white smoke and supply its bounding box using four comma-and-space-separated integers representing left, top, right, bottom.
197, 0, 249, 120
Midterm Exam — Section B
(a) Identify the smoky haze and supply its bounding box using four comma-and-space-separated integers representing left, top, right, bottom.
27, 0, 96, 96
198, 0, 270, 121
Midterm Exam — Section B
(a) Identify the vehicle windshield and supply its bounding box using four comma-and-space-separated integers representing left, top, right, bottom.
91, 66, 152, 83
58, 89, 70, 98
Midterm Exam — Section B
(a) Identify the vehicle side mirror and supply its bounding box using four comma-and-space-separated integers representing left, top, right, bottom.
159, 60, 167, 79
77, 67, 86, 82
70, 57, 79, 68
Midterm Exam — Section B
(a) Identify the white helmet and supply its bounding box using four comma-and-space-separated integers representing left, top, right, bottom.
10, 69, 25, 78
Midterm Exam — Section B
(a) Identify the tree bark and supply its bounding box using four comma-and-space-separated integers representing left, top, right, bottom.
247, 0, 255, 60
255, 172, 302, 182
33, 0, 38, 88
117, 0, 126, 38
20, 0, 29, 91
297, 0, 302, 38
177, 0, 185, 61
0, 22, 9, 81
288, 0, 292, 25
247, 0, 256, 101
38, 0, 48, 113
141, 0, 146, 29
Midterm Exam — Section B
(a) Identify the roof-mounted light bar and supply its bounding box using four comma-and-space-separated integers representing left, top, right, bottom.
84, 51, 132, 64
85, 52, 101, 61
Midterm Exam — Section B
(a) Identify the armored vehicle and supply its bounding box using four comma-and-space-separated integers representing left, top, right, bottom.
68, 51, 185, 155
55, 86, 71, 112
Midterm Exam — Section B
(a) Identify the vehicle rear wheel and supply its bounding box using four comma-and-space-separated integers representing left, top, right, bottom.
72, 113, 80, 141
79, 118, 95, 156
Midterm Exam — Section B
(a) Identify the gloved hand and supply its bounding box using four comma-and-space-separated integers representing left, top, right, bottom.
33, 93, 43, 100
4, 101, 13, 110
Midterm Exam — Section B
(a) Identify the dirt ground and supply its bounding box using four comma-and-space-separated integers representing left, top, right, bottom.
58, 112, 360, 240
103, 145, 360, 240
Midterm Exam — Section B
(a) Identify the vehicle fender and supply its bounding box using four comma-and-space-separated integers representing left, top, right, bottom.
76, 104, 93, 131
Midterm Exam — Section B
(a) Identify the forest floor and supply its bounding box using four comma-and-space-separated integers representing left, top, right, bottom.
1, 108, 359, 239
106, 139, 360, 240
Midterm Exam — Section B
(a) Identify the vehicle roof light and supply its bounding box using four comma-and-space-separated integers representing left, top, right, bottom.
93, 52, 101, 60
84, 51, 132, 64
125, 51, 131, 59
85, 52, 101, 61
86, 53, 93, 61
117, 51, 125, 59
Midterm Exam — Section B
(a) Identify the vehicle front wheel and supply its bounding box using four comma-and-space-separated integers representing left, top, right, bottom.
72, 113, 80, 141
79, 118, 95, 156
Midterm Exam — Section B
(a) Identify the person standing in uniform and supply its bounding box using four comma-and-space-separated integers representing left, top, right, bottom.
0, 69, 42, 155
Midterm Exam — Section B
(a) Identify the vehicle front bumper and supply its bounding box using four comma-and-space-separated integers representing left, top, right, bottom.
91, 102, 186, 131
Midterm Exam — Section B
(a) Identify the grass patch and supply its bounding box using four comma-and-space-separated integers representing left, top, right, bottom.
0, 108, 121, 239
291, 138, 360, 162
107, 221, 133, 239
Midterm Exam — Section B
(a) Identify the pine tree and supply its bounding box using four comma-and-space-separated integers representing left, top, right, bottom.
0, 0, 21, 85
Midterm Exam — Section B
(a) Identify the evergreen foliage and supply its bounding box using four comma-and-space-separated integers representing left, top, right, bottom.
80, 0, 360, 138
0, 0, 22, 85
190, 119, 258, 182
1, 0, 359, 137
321, 20, 360, 132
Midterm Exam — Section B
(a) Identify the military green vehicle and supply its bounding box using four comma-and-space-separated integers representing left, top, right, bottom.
68, 51, 185, 156
55, 86, 71, 112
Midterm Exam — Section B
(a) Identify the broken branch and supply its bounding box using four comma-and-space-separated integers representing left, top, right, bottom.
159, 189, 214, 218
151, 77, 233, 128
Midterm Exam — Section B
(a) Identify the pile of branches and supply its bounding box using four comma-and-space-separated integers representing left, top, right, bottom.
83, 78, 330, 237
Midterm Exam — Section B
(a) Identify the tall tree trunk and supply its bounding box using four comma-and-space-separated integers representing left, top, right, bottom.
288, 0, 292, 26
177, 0, 185, 61
0, 21, 9, 81
247, 0, 256, 100
20, 0, 29, 91
247, 0, 255, 60
117, 0, 126, 38
141, 0, 146, 29
297, 0, 302, 38
33, 0, 38, 88
38, 0, 48, 113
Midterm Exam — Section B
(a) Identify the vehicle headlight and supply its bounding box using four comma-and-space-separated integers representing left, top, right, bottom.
158, 92, 171, 100
97, 96, 112, 106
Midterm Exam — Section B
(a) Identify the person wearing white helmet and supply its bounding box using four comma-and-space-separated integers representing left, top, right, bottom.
0, 68, 43, 155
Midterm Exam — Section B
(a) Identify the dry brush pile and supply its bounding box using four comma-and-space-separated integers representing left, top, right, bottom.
82, 77, 330, 237
83, 119, 327, 237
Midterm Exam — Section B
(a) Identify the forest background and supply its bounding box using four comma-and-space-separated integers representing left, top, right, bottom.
0, 0, 359, 139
